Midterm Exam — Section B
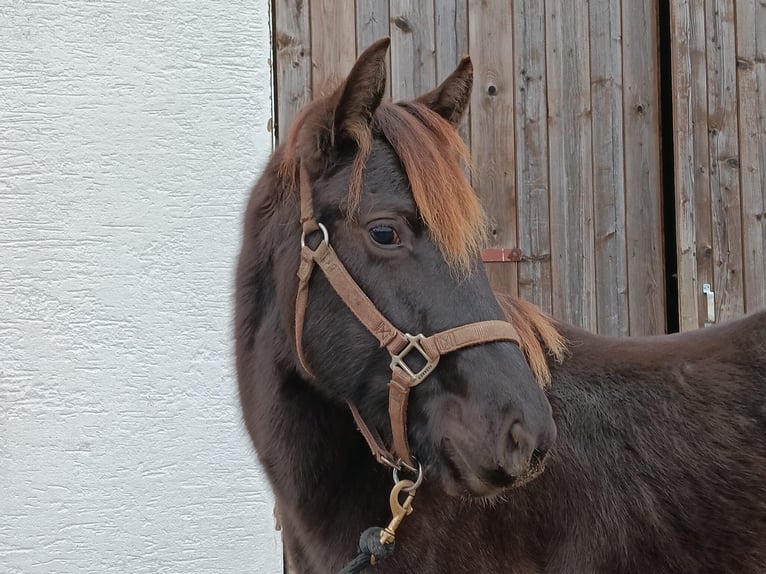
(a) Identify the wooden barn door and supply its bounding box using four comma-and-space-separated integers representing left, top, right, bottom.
272, 0, 667, 336
670, 0, 766, 331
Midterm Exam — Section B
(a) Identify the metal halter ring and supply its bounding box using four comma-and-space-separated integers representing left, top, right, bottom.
393, 459, 423, 492
300, 221, 329, 248
389, 333, 440, 386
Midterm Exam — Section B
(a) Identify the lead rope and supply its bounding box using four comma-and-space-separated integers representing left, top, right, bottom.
338, 527, 396, 574
337, 473, 420, 574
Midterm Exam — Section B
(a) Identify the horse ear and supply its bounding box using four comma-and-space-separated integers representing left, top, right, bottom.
415, 56, 473, 126
332, 37, 390, 147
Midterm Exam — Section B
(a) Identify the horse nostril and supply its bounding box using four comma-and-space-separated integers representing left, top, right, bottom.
504, 421, 535, 475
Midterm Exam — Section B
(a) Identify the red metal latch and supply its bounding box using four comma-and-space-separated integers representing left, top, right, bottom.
481, 248, 523, 263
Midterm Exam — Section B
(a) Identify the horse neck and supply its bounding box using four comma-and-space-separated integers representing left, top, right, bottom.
238, 297, 394, 557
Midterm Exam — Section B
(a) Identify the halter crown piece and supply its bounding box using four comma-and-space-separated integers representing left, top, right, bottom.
294, 164, 521, 471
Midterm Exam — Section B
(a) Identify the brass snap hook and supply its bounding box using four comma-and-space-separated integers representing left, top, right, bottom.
379, 479, 417, 546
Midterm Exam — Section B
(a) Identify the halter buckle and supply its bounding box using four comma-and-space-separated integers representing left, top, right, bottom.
389, 333, 440, 386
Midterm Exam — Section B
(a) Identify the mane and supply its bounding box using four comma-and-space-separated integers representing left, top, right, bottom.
370, 101, 486, 272
277, 94, 566, 385
495, 292, 567, 387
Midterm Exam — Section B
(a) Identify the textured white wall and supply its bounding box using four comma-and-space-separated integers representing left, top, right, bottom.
1, 2, 281, 572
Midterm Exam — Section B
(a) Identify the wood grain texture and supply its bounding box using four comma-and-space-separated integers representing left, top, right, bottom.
589, 0, 628, 335
310, 0, 356, 97
514, 0, 552, 313
671, 0, 713, 331
273, 0, 766, 335
274, 0, 311, 140
545, 1, 596, 330
435, 0, 470, 147
469, 0, 518, 296
705, 0, 744, 322
736, 0, 766, 313
390, 0, 436, 100
623, 0, 665, 334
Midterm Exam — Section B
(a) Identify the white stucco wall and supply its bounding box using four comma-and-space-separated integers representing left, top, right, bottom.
1, 2, 281, 572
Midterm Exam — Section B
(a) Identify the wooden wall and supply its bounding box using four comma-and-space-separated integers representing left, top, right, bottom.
273, 0, 765, 335
671, 0, 766, 331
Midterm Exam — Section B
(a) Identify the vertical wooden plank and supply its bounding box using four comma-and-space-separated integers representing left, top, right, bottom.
687, 0, 714, 330
589, 0, 628, 336
671, 0, 713, 331
705, 0, 744, 322
435, 0, 470, 146
469, 2, 518, 296
389, 0, 436, 100
623, 0, 665, 334
736, 0, 766, 313
514, 0, 552, 313
356, 0, 391, 96
311, 0, 356, 97
545, 1, 596, 330
274, 0, 311, 140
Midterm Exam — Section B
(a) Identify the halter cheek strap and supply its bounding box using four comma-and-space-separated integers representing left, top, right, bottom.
295, 165, 521, 470
295, 233, 409, 377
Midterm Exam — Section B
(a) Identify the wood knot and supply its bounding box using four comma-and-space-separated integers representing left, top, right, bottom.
392, 16, 412, 33
276, 33, 297, 49
736, 57, 753, 70
487, 84, 498, 96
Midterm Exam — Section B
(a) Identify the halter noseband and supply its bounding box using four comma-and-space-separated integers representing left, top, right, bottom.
294, 165, 521, 470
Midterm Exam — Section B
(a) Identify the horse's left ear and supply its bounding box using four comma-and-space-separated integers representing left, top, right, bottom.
332, 37, 390, 147
415, 56, 473, 126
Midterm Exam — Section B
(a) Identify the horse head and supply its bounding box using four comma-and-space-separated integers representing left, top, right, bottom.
246, 38, 556, 497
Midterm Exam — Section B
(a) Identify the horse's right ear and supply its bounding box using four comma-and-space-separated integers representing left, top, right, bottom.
331, 37, 390, 148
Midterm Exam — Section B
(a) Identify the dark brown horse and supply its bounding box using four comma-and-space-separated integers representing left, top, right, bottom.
236, 39, 766, 573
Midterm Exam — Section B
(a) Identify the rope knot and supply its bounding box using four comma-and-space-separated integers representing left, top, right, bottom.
338, 527, 395, 574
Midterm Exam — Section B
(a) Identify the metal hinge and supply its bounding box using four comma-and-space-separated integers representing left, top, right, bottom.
702, 283, 715, 326
481, 248, 523, 263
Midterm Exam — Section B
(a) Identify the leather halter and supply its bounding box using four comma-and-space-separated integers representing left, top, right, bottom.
295, 165, 521, 470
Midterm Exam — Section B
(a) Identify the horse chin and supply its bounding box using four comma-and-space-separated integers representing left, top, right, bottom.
435, 438, 548, 499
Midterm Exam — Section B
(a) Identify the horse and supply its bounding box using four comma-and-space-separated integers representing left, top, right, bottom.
235, 38, 766, 573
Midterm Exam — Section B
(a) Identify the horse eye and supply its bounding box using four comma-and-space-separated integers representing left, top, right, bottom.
369, 225, 400, 246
